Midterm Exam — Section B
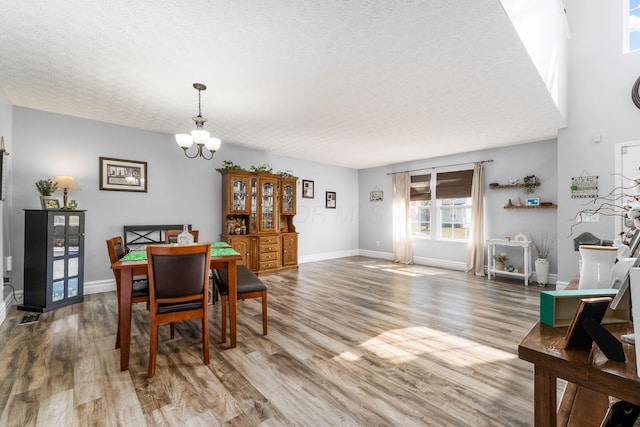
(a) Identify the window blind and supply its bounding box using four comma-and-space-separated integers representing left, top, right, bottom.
435, 170, 473, 199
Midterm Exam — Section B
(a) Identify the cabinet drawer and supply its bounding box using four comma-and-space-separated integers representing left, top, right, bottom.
259, 236, 278, 245
259, 260, 279, 271
260, 244, 279, 254
259, 251, 279, 262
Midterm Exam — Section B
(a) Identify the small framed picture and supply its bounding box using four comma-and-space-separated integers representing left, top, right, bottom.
326, 191, 336, 209
41, 197, 61, 210
99, 157, 147, 192
526, 197, 540, 207
370, 190, 383, 202
302, 179, 314, 198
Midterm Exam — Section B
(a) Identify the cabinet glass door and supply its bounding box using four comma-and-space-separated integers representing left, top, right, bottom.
282, 182, 295, 214
260, 181, 275, 232
232, 178, 248, 212
251, 178, 257, 232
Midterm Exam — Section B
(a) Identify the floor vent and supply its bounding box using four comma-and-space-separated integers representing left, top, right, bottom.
19, 314, 40, 325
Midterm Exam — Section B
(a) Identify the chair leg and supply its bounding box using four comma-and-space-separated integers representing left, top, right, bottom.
262, 292, 268, 335
220, 295, 227, 344
148, 321, 159, 378
170, 322, 175, 339
202, 305, 210, 365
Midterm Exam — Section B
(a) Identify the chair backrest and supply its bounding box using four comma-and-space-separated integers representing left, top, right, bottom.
164, 229, 200, 244
106, 236, 126, 264
147, 244, 211, 302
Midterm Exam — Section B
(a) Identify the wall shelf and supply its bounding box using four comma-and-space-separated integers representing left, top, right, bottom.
489, 182, 541, 189
504, 204, 557, 209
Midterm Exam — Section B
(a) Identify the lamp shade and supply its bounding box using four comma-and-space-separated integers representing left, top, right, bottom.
205, 137, 221, 151
54, 175, 81, 191
175, 133, 193, 148
191, 130, 210, 145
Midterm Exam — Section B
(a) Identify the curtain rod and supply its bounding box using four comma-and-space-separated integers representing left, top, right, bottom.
386, 159, 493, 176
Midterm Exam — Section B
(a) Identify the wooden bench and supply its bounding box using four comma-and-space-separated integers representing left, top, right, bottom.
123, 224, 191, 251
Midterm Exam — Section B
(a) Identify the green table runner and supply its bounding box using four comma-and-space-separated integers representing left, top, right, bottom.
120, 245, 238, 262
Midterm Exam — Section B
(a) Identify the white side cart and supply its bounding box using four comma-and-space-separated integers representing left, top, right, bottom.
487, 238, 533, 285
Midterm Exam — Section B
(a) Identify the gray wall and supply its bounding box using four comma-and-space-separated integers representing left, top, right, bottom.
0, 89, 12, 300
556, 0, 640, 283
358, 139, 558, 273
9, 107, 358, 291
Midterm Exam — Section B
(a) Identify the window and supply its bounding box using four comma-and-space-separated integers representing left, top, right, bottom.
409, 169, 473, 241
439, 198, 471, 240
625, 0, 640, 53
410, 174, 431, 237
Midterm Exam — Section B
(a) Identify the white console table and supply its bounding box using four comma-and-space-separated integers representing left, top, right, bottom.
487, 239, 533, 285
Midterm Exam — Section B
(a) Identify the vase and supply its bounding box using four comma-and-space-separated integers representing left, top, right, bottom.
535, 258, 549, 286
495, 261, 505, 271
578, 245, 619, 289
177, 224, 194, 245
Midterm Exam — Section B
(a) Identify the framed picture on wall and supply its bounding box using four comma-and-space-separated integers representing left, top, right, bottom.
302, 179, 314, 198
326, 191, 336, 209
99, 157, 147, 192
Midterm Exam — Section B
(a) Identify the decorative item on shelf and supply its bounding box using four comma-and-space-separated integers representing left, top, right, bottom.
504, 236, 511, 242
177, 224, 194, 245
54, 175, 81, 209
526, 197, 540, 207
523, 175, 539, 194
517, 265, 525, 274
506, 265, 515, 272
506, 199, 514, 208
514, 232, 527, 242
493, 253, 508, 271
35, 178, 58, 209
489, 182, 499, 188
250, 164, 273, 173
278, 169, 294, 177
515, 197, 523, 207
531, 233, 554, 286
67, 199, 78, 210
175, 83, 221, 160
216, 160, 245, 171
509, 177, 518, 185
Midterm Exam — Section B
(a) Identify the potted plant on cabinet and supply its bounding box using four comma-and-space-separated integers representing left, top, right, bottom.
35, 179, 58, 208
531, 233, 554, 286
493, 253, 508, 271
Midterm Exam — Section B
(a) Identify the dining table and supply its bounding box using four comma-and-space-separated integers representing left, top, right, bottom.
111, 242, 242, 371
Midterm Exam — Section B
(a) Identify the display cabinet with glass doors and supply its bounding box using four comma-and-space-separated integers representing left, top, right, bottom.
220, 170, 298, 275
20, 209, 85, 312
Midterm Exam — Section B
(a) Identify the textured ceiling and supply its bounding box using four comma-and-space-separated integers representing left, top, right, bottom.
0, 0, 564, 169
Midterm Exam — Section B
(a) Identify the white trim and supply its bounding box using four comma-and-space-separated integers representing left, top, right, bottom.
298, 250, 359, 264
358, 249, 393, 260
0, 292, 14, 326
84, 279, 116, 295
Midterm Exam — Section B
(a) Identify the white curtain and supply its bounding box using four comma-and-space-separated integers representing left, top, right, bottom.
466, 162, 485, 275
392, 172, 413, 264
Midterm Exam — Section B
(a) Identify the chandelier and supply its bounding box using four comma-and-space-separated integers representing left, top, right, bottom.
175, 83, 221, 160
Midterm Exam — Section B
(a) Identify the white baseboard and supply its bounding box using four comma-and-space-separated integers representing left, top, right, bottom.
299, 249, 359, 264
84, 279, 116, 295
357, 250, 467, 271
0, 292, 14, 326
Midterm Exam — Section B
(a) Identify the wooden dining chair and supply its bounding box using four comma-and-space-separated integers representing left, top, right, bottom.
106, 236, 155, 349
146, 243, 211, 378
212, 266, 267, 343
164, 229, 199, 244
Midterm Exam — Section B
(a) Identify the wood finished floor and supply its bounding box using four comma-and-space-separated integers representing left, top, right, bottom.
0, 257, 552, 426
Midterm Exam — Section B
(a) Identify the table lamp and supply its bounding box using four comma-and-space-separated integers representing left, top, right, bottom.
54, 175, 81, 209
